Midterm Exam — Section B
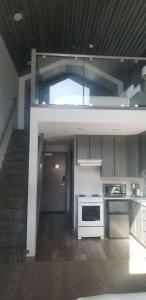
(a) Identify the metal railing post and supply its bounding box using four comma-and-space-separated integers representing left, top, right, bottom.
31, 49, 37, 105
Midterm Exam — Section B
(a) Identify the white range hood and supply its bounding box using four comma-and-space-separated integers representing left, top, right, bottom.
77, 159, 102, 166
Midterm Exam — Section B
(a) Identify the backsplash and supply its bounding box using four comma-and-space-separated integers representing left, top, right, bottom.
74, 166, 144, 196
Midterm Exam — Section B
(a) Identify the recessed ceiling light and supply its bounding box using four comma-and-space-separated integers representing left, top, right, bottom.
55, 164, 60, 169
77, 127, 88, 131
42, 55, 46, 59
13, 13, 23, 21
112, 128, 123, 131
89, 44, 94, 49
45, 153, 53, 156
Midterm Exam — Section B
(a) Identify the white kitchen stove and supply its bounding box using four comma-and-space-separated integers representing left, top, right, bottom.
77, 195, 104, 239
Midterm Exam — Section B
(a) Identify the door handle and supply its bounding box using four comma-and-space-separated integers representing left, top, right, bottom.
62, 175, 66, 182
61, 175, 66, 186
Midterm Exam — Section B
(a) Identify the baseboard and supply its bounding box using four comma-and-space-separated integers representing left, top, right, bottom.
25, 256, 35, 262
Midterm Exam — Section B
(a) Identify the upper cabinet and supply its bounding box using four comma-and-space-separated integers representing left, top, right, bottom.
90, 136, 102, 159
76, 134, 140, 178
76, 136, 90, 160
102, 136, 127, 177
114, 136, 127, 177
101, 136, 115, 177
76, 135, 102, 161
127, 135, 139, 177
139, 132, 146, 177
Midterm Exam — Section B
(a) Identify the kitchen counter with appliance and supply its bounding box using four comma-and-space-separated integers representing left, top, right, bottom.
104, 196, 146, 206
103, 183, 146, 246
104, 196, 131, 200
130, 196, 146, 206
76, 183, 146, 243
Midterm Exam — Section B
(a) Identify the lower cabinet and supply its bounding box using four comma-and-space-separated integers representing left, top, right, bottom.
135, 202, 143, 243
130, 200, 146, 247
129, 200, 136, 237
142, 209, 146, 246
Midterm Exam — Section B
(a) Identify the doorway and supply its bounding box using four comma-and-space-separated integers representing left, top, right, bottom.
41, 152, 67, 212
37, 149, 74, 261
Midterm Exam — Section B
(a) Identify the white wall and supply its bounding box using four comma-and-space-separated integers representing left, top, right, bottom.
0, 35, 18, 166
36, 134, 44, 229
18, 74, 30, 129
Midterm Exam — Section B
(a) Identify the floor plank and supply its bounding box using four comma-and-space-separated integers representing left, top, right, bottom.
1, 213, 146, 300
36, 212, 130, 262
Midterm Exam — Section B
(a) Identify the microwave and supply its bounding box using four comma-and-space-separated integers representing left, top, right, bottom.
103, 184, 126, 197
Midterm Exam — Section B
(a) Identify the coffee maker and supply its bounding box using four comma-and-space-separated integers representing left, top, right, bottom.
131, 183, 140, 196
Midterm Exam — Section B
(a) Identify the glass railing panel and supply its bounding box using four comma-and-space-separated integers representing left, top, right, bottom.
36, 55, 85, 105
34, 53, 146, 109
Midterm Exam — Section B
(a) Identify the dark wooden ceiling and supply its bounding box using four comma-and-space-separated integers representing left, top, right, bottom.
0, 0, 146, 74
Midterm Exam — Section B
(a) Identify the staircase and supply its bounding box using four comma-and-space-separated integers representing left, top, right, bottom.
0, 129, 29, 262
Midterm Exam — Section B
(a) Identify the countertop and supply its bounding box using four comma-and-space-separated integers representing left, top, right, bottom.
104, 196, 146, 207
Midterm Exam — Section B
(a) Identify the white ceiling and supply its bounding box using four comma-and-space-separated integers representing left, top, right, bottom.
38, 121, 146, 144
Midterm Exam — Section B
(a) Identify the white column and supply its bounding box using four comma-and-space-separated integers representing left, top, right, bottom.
26, 115, 38, 257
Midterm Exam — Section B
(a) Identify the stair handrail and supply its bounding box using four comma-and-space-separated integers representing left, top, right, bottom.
0, 97, 17, 148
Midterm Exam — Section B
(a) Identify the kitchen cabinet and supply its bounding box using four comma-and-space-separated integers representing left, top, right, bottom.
101, 136, 114, 177
139, 132, 146, 177
76, 135, 101, 162
129, 200, 146, 246
135, 203, 143, 243
142, 209, 146, 246
90, 136, 101, 159
130, 201, 143, 244
102, 135, 127, 177
115, 136, 127, 177
129, 200, 136, 236
77, 134, 140, 177
127, 135, 139, 177
76, 136, 89, 160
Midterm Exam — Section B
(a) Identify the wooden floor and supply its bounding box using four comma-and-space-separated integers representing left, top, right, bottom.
1, 213, 146, 300
36, 212, 130, 262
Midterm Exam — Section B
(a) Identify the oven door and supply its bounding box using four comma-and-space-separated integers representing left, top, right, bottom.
78, 202, 104, 227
